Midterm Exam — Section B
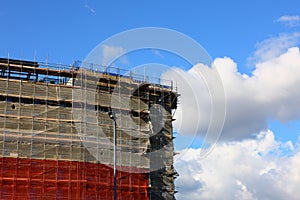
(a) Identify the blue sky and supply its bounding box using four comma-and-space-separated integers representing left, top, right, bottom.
2, 1, 300, 199
1, 0, 299, 67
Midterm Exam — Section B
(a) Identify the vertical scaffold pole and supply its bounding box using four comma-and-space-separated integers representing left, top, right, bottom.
109, 111, 117, 200
113, 118, 117, 200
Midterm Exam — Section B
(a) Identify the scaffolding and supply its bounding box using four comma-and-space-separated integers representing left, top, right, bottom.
0, 57, 178, 199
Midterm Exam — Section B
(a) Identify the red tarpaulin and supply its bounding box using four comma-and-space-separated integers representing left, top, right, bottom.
0, 157, 149, 200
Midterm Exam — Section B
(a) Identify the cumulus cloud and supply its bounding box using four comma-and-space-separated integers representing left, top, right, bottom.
175, 130, 300, 200
275, 15, 300, 27
162, 65, 212, 138
164, 46, 300, 140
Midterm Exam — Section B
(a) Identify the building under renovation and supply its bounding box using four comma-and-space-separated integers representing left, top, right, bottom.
0, 57, 178, 199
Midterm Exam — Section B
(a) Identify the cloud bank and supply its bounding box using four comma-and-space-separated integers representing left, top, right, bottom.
170, 33, 300, 198
166, 46, 300, 140
175, 130, 300, 200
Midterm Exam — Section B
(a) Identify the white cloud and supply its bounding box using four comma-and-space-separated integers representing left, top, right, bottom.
151, 49, 164, 58
84, 4, 96, 15
276, 15, 300, 27
162, 65, 212, 138
101, 45, 127, 66
164, 46, 300, 140
248, 33, 300, 64
175, 130, 300, 200
169, 32, 300, 200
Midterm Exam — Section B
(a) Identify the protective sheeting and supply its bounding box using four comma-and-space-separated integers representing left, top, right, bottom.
0, 157, 148, 200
